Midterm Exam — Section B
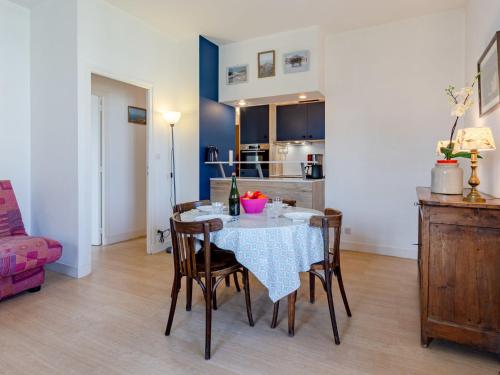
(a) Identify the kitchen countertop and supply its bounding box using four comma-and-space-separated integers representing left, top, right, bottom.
210, 177, 325, 183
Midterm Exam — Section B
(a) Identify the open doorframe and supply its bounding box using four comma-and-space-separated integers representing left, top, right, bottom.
86, 67, 156, 256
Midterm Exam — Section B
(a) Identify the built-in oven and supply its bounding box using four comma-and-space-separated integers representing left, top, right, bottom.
240, 144, 270, 178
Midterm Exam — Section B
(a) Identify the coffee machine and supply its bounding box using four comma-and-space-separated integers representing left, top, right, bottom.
305, 154, 324, 179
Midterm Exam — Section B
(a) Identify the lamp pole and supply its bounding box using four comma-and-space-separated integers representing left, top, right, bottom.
163, 111, 181, 254
170, 122, 177, 207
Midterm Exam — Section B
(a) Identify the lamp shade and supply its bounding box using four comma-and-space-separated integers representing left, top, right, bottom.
163, 111, 182, 125
456, 127, 496, 151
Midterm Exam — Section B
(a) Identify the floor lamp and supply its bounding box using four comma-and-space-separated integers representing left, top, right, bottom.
163, 111, 182, 253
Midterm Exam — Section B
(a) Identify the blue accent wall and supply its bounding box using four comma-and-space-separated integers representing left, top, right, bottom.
199, 36, 235, 200
199, 36, 219, 101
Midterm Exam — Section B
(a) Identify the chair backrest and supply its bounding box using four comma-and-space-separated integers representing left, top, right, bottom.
267, 198, 296, 207
0, 180, 26, 238
309, 208, 342, 270
170, 212, 223, 279
174, 200, 211, 214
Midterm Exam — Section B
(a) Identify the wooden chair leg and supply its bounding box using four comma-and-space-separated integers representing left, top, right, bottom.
288, 290, 297, 337
233, 272, 241, 292
186, 276, 193, 311
165, 275, 181, 336
225, 276, 230, 287
325, 275, 340, 344
309, 273, 315, 304
212, 277, 218, 310
336, 266, 352, 317
271, 301, 279, 328
242, 269, 254, 326
205, 278, 212, 360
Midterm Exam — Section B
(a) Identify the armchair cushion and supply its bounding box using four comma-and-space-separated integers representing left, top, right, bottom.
0, 180, 26, 237
0, 236, 62, 277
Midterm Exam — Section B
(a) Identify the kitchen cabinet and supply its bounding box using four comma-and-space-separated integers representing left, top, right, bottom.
240, 105, 269, 144
276, 102, 325, 141
276, 104, 307, 141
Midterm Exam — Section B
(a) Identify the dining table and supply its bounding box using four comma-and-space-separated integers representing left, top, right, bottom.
181, 204, 325, 334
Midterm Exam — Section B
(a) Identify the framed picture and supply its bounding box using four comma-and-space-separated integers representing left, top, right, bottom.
284, 50, 310, 74
227, 65, 248, 85
258, 50, 275, 78
478, 31, 500, 117
128, 106, 147, 125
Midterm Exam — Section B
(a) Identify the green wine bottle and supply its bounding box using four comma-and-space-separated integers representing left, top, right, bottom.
228, 173, 240, 216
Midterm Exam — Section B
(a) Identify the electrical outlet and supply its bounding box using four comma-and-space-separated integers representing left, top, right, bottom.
344, 227, 352, 235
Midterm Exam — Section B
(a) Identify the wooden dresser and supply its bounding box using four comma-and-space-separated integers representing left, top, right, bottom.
416, 187, 499, 354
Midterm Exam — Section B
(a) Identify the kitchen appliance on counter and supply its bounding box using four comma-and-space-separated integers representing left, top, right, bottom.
205, 145, 219, 162
305, 153, 324, 179
240, 144, 269, 178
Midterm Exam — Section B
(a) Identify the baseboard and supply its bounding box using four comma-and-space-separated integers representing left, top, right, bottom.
149, 237, 172, 254
45, 261, 91, 279
103, 230, 146, 246
340, 240, 417, 260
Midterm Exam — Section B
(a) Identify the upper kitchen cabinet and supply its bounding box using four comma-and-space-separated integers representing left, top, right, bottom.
240, 105, 269, 144
277, 104, 307, 141
276, 102, 325, 141
306, 102, 325, 140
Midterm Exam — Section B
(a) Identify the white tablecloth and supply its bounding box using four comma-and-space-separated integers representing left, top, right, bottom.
181, 207, 324, 302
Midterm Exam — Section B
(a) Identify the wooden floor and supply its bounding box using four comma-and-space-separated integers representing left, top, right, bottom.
0, 239, 497, 374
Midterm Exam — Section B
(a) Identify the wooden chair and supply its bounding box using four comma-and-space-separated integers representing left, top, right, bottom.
165, 213, 254, 360
271, 208, 352, 344
173, 200, 211, 214
267, 198, 297, 207
173, 200, 241, 310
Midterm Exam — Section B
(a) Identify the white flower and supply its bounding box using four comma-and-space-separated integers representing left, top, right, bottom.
451, 103, 467, 117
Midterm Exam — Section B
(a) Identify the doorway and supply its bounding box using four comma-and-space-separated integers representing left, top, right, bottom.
90, 74, 149, 248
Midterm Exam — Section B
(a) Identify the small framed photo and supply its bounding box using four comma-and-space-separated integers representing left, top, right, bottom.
227, 65, 248, 85
478, 31, 500, 117
128, 106, 147, 125
258, 50, 275, 78
284, 50, 310, 74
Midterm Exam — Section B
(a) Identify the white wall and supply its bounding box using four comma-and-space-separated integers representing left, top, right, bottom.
465, 0, 500, 197
0, 0, 31, 231
325, 9, 465, 259
29, 0, 199, 278
77, 0, 199, 274
31, 0, 80, 275
219, 27, 325, 104
91, 74, 147, 244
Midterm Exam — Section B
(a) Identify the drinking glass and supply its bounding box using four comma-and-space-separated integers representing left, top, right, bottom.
212, 202, 224, 215
273, 196, 282, 208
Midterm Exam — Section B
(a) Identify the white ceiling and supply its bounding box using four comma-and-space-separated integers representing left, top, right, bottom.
11, 0, 466, 43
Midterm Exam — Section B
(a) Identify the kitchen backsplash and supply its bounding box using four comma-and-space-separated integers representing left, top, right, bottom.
271, 142, 325, 176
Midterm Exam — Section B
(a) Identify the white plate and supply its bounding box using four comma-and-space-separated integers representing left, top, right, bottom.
194, 214, 233, 223
197, 205, 214, 212
283, 212, 316, 221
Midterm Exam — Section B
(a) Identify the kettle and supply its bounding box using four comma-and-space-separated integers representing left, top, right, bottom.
205, 146, 219, 162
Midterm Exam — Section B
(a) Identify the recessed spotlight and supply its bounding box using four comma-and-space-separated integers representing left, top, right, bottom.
238, 100, 247, 106
299, 94, 307, 99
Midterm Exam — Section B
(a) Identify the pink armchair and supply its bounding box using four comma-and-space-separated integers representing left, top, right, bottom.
0, 180, 62, 301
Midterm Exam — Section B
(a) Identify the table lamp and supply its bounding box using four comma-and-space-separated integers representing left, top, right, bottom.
456, 127, 496, 203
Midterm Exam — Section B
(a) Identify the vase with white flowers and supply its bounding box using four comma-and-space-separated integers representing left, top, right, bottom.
431, 74, 480, 195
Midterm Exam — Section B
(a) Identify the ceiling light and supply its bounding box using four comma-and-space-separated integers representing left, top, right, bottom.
299, 94, 307, 99
238, 100, 247, 106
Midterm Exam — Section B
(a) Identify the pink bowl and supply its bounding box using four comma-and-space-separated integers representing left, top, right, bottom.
240, 197, 267, 214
